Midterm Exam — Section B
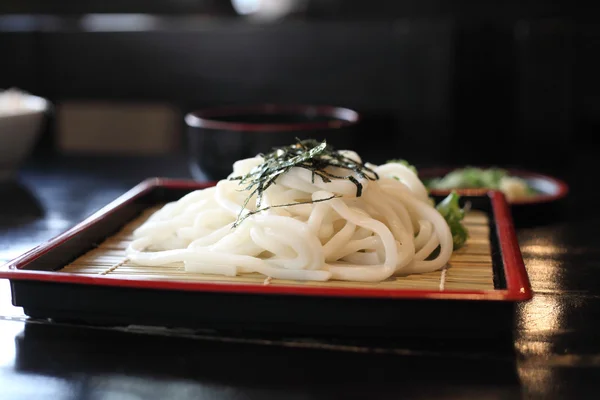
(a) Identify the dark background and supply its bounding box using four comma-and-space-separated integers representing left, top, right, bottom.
0, 0, 596, 169
2, 4, 600, 399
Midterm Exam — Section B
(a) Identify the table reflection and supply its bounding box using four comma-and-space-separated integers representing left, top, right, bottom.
8, 321, 522, 399
0, 321, 20, 368
0, 280, 24, 320
518, 366, 557, 399
517, 295, 565, 334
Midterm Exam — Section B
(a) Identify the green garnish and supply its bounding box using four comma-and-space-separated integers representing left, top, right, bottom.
426, 167, 507, 189
229, 139, 378, 227
426, 167, 524, 190
436, 191, 469, 250
425, 167, 537, 201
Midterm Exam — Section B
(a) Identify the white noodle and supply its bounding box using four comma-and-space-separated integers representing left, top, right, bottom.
126, 153, 455, 282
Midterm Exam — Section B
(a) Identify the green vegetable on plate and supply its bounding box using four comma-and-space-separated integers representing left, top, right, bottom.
425, 167, 537, 201
435, 191, 469, 250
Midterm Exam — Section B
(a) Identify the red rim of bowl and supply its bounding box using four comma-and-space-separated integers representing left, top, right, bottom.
184, 104, 360, 132
420, 167, 569, 205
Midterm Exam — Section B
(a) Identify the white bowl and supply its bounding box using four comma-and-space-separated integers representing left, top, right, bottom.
0, 90, 49, 180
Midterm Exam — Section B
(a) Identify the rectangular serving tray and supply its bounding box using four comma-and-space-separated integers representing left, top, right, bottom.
0, 178, 532, 339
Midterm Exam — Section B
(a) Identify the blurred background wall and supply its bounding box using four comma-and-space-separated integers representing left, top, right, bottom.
0, 0, 595, 168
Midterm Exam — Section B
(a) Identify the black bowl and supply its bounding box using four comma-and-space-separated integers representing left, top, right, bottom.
185, 104, 360, 180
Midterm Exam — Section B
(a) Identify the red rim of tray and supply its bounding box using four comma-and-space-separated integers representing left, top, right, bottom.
0, 178, 532, 302
185, 104, 360, 132
420, 167, 569, 205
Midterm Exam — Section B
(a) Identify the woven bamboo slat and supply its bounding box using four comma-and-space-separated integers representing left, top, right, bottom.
59, 207, 495, 291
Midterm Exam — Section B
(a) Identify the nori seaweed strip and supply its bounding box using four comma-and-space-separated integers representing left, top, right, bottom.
229, 139, 378, 227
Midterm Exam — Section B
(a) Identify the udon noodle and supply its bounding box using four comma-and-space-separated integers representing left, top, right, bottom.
127, 150, 454, 282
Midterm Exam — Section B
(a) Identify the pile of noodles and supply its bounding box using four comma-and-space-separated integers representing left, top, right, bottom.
126, 150, 453, 282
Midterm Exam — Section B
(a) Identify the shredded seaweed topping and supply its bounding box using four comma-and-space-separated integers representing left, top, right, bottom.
229, 139, 379, 227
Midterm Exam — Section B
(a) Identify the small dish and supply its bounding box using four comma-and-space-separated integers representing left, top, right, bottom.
0, 88, 49, 180
185, 104, 360, 180
420, 167, 569, 206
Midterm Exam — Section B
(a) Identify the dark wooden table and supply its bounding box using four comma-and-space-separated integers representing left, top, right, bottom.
1, 153, 598, 399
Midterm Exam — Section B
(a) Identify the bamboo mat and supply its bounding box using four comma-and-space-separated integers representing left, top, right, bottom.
59, 207, 495, 291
